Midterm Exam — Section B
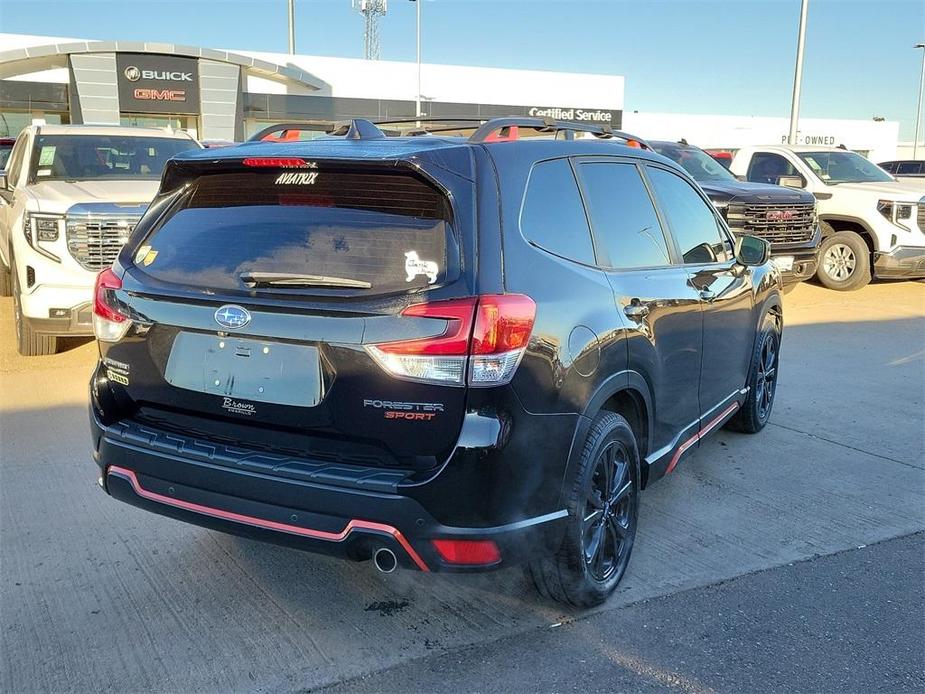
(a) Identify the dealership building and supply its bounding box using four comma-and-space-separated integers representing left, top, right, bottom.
0, 32, 901, 161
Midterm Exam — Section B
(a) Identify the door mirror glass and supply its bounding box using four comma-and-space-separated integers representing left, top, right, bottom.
735, 235, 770, 266
777, 175, 805, 189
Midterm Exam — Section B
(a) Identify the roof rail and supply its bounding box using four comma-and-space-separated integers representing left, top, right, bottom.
467, 117, 653, 150
246, 119, 387, 142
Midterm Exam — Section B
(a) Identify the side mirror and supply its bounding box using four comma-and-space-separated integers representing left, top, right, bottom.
777, 175, 805, 189
735, 235, 770, 267
0, 173, 7, 191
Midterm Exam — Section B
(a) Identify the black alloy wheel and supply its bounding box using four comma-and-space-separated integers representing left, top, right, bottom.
582, 440, 635, 582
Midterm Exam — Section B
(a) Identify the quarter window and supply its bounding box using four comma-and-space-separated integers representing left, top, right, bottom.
520, 159, 596, 265
576, 162, 672, 269
646, 167, 731, 265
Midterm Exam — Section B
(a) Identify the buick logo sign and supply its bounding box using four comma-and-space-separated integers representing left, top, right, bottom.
124, 66, 141, 82
214, 305, 251, 329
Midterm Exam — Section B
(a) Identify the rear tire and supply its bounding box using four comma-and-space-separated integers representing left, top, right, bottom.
528, 412, 639, 608
12, 258, 57, 357
815, 230, 871, 291
727, 313, 780, 434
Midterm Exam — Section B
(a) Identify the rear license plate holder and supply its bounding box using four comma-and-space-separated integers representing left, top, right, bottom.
165, 332, 323, 407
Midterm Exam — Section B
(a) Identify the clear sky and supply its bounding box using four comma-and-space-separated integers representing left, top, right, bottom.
2, 0, 923, 138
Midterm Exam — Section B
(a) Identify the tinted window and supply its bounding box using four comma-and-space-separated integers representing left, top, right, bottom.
746, 153, 799, 185
879, 162, 898, 173
520, 159, 595, 265
137, 169, 457, 295
647, 167, 731, 264
29, 135, 197, 182
897, 161, 922, 174
577, 162, 672, 269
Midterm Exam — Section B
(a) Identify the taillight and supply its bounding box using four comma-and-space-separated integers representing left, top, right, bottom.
431, 539, 501, 565
93, 268, 131, 342
365, 294, 536, 387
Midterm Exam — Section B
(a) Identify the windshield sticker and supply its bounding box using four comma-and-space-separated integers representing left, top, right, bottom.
275, 172, 319, 185
38, 146, 56, 167
404, 251, 439, 284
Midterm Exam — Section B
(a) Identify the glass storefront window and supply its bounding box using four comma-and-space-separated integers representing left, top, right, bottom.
120, 114, 199, 139
0, 112, 67, 138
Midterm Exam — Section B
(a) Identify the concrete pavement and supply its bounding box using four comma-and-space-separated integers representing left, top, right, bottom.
1, 280, 923, 692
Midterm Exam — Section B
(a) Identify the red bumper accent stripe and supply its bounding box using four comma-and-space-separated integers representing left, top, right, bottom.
106, 465, 429, 572
665, 401, 740, 475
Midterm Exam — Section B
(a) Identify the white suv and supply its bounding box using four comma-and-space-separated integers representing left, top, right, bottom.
729, 145, 925, 290
0, 125, 199, 355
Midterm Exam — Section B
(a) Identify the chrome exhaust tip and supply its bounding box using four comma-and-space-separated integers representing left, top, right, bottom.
373, 547, 398, 573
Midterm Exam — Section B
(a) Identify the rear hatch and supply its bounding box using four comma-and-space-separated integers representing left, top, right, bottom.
102, 151, 477, 472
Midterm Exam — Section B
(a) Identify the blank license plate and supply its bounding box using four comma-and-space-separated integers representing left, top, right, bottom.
165, 332, 322, 407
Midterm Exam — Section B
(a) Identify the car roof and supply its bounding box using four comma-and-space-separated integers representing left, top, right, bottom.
173, 134, 665, 164
28, 124, 197, 140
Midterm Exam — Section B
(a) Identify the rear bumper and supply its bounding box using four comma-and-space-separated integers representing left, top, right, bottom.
873, 246, 925, 279
91, 405, 568, 573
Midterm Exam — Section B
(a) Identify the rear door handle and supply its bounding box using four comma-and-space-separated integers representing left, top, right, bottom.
623, 302, 650, 319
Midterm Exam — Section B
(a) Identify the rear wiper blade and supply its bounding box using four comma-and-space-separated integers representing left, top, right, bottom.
239, 271, 372, 289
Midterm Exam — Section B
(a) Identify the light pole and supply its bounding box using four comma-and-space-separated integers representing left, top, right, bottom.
288, 0, 296, 54
914, 43, 925, 159
787, 0, 809, 145
413, 0, 422, 118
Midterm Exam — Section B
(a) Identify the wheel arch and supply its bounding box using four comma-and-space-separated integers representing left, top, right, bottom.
560, 371, 654, 499
818, 215, 879, 255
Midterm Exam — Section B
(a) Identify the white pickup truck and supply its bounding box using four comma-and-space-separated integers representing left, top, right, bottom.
0, 125, 199, 355
729, 145, 925, 290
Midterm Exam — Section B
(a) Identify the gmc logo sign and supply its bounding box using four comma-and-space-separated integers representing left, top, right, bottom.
133, 88, 187, 102
766, 210, 795, 222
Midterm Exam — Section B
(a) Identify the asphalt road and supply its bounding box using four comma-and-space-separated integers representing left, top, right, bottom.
1, 280, 923, 693
325, 533, 925, 694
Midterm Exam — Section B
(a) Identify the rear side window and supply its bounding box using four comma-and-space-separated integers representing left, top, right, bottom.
897, 161, 922, 174
576, 162, 672, 270
135, 168, 458, 295
520, 159, 596, 265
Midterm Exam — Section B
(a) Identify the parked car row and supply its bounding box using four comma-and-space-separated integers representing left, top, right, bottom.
0, 116, 919, 606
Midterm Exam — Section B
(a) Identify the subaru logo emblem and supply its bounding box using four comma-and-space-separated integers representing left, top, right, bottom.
214, 305, 251, 329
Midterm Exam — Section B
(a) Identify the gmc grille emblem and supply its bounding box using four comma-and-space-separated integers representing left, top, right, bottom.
766, 210, 795, 222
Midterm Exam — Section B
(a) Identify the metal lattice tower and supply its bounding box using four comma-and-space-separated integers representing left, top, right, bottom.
353, 0, 388, 60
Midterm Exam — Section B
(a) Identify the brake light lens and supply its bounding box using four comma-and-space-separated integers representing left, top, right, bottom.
366, 294, 536, 387
431, 539, 502, 565
243, 157, 309, 168
93, 268, 131, 342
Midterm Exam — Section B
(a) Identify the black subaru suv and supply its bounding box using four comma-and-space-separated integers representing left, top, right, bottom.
651, 140, 820, 284
89, 117, 783, 607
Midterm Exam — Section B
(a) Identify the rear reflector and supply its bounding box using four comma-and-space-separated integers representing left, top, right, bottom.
431, 539, 501, 566
242, 157, 309, 168
366, 294, 535, 387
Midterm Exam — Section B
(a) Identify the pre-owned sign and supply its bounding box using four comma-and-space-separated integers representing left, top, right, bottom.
116, 53, 199, 115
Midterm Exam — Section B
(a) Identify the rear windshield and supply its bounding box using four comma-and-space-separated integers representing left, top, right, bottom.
134, 168, 457, 295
